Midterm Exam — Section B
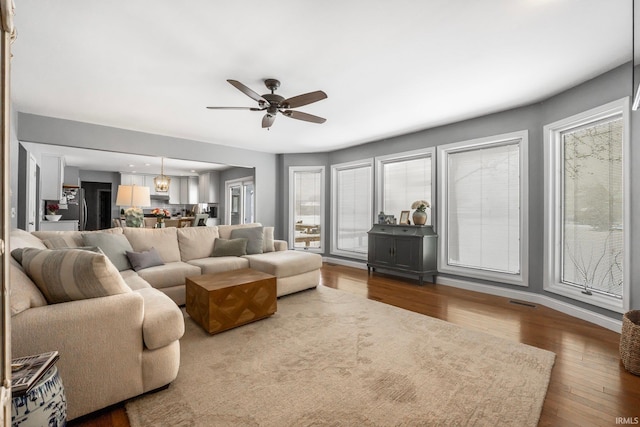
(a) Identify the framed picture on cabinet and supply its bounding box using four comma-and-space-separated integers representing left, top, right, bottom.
399, 210, 410, 225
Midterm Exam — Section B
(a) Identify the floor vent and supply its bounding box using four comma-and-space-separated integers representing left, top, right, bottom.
326, 263, 338, 266
509, 300, 537, 308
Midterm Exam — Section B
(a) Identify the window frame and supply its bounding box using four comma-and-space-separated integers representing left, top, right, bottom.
543, 98, 630, 313
375, 148, 436, 230
330, 158, 374, 260
437, 130, 529, 286
288, 166, 325, 253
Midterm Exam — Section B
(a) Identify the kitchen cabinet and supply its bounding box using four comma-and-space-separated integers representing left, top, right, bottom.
120, 173, 145, 188
169, 176, 181, 204
198, 171, 219, 203
188, 176, 198, 204
177, 176, 198, 205
367, 224, 438, 285
40, 154, 65, 200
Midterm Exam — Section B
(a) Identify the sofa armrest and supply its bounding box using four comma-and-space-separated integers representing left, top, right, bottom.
135, 288, 185, 350
274, 240, 288, 251
11, 292, 146, 420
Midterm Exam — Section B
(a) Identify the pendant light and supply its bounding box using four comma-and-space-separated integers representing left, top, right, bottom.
154, 157, 171, 193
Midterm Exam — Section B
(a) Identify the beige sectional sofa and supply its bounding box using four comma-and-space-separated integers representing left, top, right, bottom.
9, 223, 322, 420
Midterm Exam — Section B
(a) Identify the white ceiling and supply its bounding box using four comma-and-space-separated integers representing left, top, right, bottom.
11, 0, 632, 155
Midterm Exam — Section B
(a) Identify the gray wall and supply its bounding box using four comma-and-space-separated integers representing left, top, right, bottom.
280, 63, 636, 320
16, 114, 278, 230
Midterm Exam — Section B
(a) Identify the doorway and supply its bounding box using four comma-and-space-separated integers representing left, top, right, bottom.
82, 181, 112, 230
225, 177, 254, 225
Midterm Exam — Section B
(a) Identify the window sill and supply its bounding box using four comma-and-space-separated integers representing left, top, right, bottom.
437, 264, 527, 287
544, 283, 624, 314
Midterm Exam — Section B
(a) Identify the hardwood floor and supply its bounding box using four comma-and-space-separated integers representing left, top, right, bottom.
69, 263, 640, 427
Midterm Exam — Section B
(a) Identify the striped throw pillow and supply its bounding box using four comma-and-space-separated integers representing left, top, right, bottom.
19, 248, 131, 304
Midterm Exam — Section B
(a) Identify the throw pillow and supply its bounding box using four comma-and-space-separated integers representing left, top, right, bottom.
11, 246, 101, 264
82, 233, 134, 272
19, 247, 131, 304
42, 235, 80, 249
263, 226, 275, 253
230, 226, 264, 255
125, 247, 165, 272
211, 238, 248, 257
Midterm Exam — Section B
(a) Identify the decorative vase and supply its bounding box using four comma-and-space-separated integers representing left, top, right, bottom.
155, 217, 165, 228
412, 210, 427, 225
12, 366, 67, 426
45, 214, 62, 221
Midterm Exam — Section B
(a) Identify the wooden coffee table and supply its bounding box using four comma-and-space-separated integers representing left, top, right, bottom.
185, 268, 277, 334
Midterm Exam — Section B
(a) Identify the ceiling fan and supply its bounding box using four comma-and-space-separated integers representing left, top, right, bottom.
207, 79, 327, 129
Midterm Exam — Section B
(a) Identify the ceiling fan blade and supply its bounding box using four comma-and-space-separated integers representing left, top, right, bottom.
206, 106, 266, 111
227, 79, 269, 105
282, 90, 327, 109
282, 110, 326, 124
262, 113, 276, 128
206, 106, 253, 110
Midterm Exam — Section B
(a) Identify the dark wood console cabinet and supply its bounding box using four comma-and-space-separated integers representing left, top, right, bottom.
367, 224, 438, 285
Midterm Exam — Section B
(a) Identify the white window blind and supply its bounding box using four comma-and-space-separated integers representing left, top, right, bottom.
334, 163, 372, 255
382, 156, 432, 224
447, 142, 521, 274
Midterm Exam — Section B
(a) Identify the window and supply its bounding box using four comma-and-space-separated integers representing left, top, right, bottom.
289, 166, 324, 251
437, 131, 528, 286
331, 159, 373, 259
376, 148, 435, 227
544, 98, 629, 312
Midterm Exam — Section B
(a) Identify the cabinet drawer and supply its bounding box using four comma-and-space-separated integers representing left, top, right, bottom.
393, 227, 419, 236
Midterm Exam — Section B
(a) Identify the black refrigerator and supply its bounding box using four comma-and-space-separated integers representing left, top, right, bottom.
59, 187, 87, 231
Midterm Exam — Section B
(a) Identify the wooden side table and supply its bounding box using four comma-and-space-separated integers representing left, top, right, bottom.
186, 268, 277, 334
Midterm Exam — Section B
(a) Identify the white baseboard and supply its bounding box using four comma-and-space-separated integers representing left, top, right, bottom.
323, 257, 368, 270
322, 257, 622, 333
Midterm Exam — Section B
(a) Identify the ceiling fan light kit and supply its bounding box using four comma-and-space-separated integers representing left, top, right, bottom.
207, 79, 327, 128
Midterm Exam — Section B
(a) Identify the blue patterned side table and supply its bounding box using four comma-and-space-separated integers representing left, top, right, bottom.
11, 366, 67, 427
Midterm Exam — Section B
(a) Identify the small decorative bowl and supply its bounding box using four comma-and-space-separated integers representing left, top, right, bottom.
45, 214, 62, 221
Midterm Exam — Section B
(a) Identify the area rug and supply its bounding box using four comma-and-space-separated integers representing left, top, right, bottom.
126, 285, 555, 426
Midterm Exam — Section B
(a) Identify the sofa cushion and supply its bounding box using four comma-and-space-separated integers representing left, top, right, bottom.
230, 226, 264, 255
19, 247, 131, 304
263, 227, 275, 253
243, 251, 323, 278
10, 229, 47, 250
134, 288, 185, 349
123, 227, 181, 263
212, 238, 248, 257
33, 228, 123, 248
83, 233, 133, 271
176, 226, 220, 261
120, 270, 152, 291
9, 258, 47, 316
135, 262, 201, 290
126, 248, 165, 272
217, 223, 262, 240
187, 256, 250, 274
